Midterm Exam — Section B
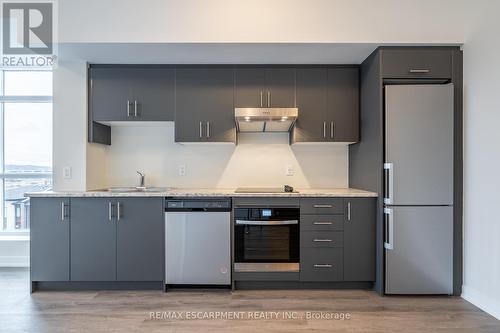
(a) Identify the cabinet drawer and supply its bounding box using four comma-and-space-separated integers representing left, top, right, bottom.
300, 215, 343, 231
300, 248, 343, 281
301, 231, 343, 248
381, 49, 452, 79
300, 198, 343, 215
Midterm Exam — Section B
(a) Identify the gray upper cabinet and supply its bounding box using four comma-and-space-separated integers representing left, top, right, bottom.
292, 67, 359, 143
265, 68, 296, 107
327, 67, 359, 142
116, 198, 164, 281
235, 68, 266, 107
343, 198, 376, 281
235, 67, 295, 108
380, 49, 452, 79
30, 198, 70, 281
91, 67, 174, 122
70, 198, 117, 281
175, 68, 236, 143
293, 68, 328, 142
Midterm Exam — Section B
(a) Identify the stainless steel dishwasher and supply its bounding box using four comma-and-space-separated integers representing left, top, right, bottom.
165, 198, 231, 287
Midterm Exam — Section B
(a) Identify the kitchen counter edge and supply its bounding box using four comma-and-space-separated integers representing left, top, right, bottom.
25, 188, 378, 198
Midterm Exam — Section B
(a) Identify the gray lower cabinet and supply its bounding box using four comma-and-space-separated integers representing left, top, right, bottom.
30, 197, 164, 284
30, 198, 70, 281
343, 198, 376, 281
300, 248, 343, 282
175, 68, 236, 143
70, 198, 117, 281
299, 197, 375, 283
116, 198, 164, 281
90, 66, 175, 122
70, 197, 164, 282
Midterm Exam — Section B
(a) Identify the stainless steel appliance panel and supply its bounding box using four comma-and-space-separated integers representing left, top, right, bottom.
165, 211, 231, 285
385, 206, 453, 294
385, 84, 454, 205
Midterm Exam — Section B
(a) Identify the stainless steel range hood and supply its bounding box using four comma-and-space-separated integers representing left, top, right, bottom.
235, 108, 298, 132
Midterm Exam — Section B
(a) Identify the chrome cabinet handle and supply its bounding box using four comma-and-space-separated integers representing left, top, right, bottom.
330, 121, 334, 139
199, 121, 203, 138
409, 69, 430, 73
313, 239, 332, 242
108, 202, 113, 221
117, 202, 121, 221
323, 122, 326, 138
235, 219, 298, 225
347, 202, 351, 221
260, 91, 263, 107
313, 204, 332, 208
314, 264, 333, 268
60, 202, 66, 221
384, 208, 394, 250
206, 122, 210, 138
134, 100, 138, 117
384, 163, 394, 204
267, 91, 271, 107
126, 100, 131, 117
313, 222, 332, 225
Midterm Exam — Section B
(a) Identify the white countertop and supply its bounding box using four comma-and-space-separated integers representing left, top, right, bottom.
25, 188, 378, 198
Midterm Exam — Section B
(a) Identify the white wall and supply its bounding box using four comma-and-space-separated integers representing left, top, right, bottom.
58, 0, 466, 43
101, 123, 347, 189
53, 60, 88, 191
461, 0, 500, 320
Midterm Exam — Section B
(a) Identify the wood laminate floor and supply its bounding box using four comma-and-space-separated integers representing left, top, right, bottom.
0, 268, 498, 333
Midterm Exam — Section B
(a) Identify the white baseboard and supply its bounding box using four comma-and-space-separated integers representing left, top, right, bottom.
462, 285, 500, 320
0, 255, 29, 267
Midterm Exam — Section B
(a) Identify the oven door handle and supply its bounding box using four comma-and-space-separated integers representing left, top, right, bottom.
235, 219, 299, 225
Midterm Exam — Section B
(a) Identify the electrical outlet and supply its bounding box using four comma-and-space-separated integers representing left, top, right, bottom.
178, 165, 186, 176
286, 164, 294, 176
63, 167, 72, 179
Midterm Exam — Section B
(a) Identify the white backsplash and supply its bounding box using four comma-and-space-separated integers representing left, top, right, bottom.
98, 122, 348, 189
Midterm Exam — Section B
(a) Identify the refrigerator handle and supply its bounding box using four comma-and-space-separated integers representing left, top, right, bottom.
384, 163, 394, 204
384, 208, 394, 250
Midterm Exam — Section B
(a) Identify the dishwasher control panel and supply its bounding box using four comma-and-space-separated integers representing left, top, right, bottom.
165, 198, 232, 211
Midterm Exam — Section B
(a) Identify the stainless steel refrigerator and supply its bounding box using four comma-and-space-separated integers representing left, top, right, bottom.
384, 84, 454, 295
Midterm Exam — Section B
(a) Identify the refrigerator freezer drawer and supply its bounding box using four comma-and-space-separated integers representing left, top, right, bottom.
385, 206, 453, 294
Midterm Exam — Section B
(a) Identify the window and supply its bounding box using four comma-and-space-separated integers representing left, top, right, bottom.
0, 69, 53, 233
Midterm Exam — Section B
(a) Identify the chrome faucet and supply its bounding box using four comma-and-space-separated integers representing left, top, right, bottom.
136, 171, 145, 188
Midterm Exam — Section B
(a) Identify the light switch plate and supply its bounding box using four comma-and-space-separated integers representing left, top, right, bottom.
178, 165, 186, 176
63, 167, 72, 179
286, 164, 294, 176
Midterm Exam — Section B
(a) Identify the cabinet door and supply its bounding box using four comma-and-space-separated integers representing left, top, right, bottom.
30, 198, 70, 281
70, 198, 116, 281
327, 68, 359, 142
381, 49, 452, 79
343, 198, 376, 281
116, 198, 164, 281
293, 68, 328, 142
265, 68, 296, 107
235, 68, 266, 107
175, 68, 235, 143
91, 67, 134, 121
130, 68, 175, 121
